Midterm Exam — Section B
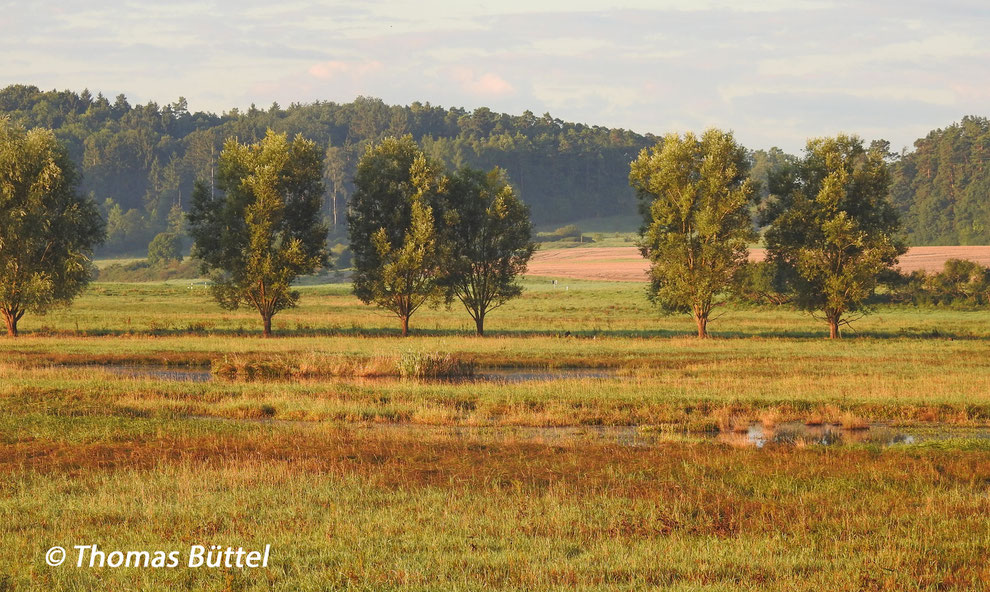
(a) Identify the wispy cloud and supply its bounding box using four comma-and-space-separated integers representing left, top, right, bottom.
1, 1, 988, 152
450, 69, 515, 97
308, 60, 384, 81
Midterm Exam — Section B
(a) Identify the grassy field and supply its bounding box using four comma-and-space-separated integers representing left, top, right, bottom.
2, 279, 989, 590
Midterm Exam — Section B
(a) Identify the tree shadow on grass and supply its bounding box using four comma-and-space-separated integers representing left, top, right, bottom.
12, 325, 979, 341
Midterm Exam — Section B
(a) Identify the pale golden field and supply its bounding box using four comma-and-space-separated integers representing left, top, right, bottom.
527, 245, 990, 282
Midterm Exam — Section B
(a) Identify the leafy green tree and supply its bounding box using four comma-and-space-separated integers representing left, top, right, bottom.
630, 129, 756, 338
443, 167, 535, 336
0, 119, 104, 336
348, 136, 448, 336
764, 135, 905, 338
147, 232, 182, 266
188, 130, 328, 337
926, 259, 990, 304
887, 259, 990, 306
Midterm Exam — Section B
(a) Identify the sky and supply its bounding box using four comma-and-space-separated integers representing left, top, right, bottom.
1, 0, 988, 153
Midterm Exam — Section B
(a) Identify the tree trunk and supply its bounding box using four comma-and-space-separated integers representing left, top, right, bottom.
694, 313, 708, 339
3, 310, 18, 337
475, 313, 485, 337
400, 314, 410, 337
828, 315, 840, 339
262, 314, 272, 338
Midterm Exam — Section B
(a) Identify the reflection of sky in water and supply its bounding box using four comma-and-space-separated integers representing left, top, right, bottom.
716, 422, 972, 448
95, 364, 617, 384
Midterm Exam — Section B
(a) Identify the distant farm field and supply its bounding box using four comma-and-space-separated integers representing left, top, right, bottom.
527, 245, 990, 282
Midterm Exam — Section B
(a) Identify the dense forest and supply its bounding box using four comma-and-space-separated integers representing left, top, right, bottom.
1, 84, 988, 254
0, 84, 653, 254
889, 116, 990, 245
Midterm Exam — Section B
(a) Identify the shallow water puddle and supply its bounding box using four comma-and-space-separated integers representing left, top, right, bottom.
714, 421, 923, 447
102, 365, 213, 382
93, 364, 615, 384
387, 422, 990, 448
192, 418, 990, 449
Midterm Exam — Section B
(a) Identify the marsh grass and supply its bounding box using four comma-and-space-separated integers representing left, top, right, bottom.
1, 420, 989, 590
396, 350, 476, 378
3, 282, 990, 589
209, 350, 476, 380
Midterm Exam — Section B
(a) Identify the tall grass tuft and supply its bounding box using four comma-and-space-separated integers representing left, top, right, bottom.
397, 351, 476, 379
211, 352, 475, 380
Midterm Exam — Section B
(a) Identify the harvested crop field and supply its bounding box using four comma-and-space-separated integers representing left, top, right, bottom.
526, 245, 990, 281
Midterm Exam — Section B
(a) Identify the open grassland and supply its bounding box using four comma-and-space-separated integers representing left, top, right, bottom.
2, 280, 990, 589
15, 278, 990, 338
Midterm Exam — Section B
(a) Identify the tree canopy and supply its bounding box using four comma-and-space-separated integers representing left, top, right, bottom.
889, 116, 990, 245
187, 130, 329, 336
630, 129, 756, 338
442, 166, 535, 336
3, 85, 987, 252
0, 118, 105, 336
764, 135, 905, 338
348, 136, 449, 336
0, 85, 653, 256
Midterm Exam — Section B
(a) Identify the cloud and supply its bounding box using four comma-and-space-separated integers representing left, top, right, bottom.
3, 2, 990, 153
307, 60, 384, 80
450, 68, 515, 97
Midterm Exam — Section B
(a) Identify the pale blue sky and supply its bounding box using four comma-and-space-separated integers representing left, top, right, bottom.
1, 0, 987, 152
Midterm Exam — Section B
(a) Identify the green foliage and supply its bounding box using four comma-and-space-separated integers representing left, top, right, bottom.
764, 135, 905, 337
0, 85, 655, 257
0, 118, 105, 336
890, 116, 990, 245
536, 224, 585, 243
147, 232, 182, 266
442, 167, 535, 335
348, 136, 449, 336
187, 130, 329, 336
102, 197, 154, 254
630, 129, 756, 337
886, 259, 990, 306
731, 261, 791, 306
330, 243, 352, 269
6, 84, 990, 248
95, 258, 201, 282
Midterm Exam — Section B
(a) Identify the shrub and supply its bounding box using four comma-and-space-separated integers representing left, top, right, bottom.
883, 259, 990, 306
95, 259, 201, 282
147, 232, 182, 266
536, 224, 587, 243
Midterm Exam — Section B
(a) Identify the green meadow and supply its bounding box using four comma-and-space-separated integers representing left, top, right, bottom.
2, 277, 989, 590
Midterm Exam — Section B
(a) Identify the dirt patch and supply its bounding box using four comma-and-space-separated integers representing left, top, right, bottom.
526, 246, 990, 282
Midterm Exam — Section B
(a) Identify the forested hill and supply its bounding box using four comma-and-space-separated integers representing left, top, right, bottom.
890, 116, 990, 245
0, 84, 654, 254
3, 84, 989, 252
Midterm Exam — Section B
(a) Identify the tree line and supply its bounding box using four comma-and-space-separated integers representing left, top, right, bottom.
632, 131, 902, 339
0, 84, 650, 256
3, 84, 989, 253
2, 114, 987, 340
186, 131, 534, 337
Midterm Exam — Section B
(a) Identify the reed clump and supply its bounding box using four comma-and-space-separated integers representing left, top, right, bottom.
211, 352, 476, 381
397, 351, 476, 379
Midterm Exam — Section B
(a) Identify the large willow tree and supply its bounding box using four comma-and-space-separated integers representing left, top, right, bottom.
0, 118, 104, 337
348, 136, 448, 336
443, 166, 535, 336
630, 129, 756, 338
764, 135, 904, 338
188, 130, 328, 337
